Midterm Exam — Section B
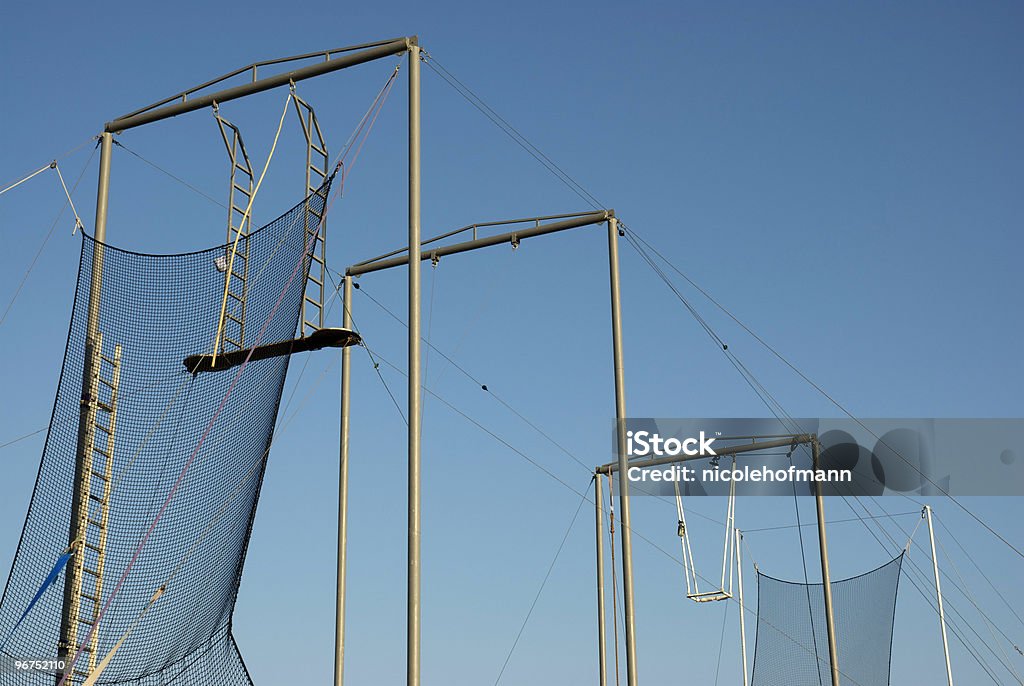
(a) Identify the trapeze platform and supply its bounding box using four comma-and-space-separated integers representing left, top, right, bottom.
184, 327, 361, 374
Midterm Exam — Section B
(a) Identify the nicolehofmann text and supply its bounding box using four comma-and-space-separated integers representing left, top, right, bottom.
627, 464, 853, 484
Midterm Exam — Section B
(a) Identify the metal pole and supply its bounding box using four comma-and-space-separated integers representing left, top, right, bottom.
347, 211, 609, 276
607, 216, 638, 686
407, 41, 422, 686
735, 528, 749, 686
925, 505, 954, 686
813, 437, 841, 686
596, 476, 608, 686
105, 39, 411, 133
58, 130, 112, 677
334, 276, 354, 686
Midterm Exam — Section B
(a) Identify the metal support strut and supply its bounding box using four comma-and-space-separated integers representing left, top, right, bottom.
607, 216, 639, 686
292, 93, 329, 335
335, 277, 354, 686
925, 505, 955, 686
407, 39, 422, 686
58, 131, 115, 686
813, 437, 841, 686
213, 111, 255, 352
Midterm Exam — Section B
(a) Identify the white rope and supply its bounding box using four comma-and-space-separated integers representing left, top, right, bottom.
52, 163, 85, 234
0, 164, 51, 197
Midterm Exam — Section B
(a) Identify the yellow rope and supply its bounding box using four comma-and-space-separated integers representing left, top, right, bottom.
80, 586, 164, 686
211, 91, 294, 366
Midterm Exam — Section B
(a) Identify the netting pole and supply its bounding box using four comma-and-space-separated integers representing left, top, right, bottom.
607, 215, 639, 686
407, 39, 423, 686
334, 275, 354, 686
595, 474, 608, 686
924, 505, 955, 686
812, 436, 841, 686
735, 528, 749, 686
57, 131, 113, 683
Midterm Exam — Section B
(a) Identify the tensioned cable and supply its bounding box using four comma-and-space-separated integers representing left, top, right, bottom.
383, 51, 1015, 680
113, 141, 226, 211
935, 528, 1023, 684
0, 144, 99, 329
743, 512, 920, 533
935, 512, 1024, 631
625, 226, 1024, 562
349, 280, 732, 530
493, 478, 591, 685
423, 48, 1021, 572
0, 136, 99, 197
360, 328, 878, 685
421, 53, 605, 213
625, 231, 1013, 680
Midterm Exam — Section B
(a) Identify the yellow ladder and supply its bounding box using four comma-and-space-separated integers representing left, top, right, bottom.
214, 112, 255, 351
62, 332, 121, 683
293, 94, 328, 336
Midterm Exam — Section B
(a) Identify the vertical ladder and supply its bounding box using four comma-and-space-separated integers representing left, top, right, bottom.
293, 94, 328, 336
214, 111, 255, 352
59, 333, 122, 684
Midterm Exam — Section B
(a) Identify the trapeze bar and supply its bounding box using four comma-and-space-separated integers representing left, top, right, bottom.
183, 327, 361, 374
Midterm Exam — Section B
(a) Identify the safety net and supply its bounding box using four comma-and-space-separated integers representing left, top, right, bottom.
0, 175, 332, 685
751, 554, 903, 686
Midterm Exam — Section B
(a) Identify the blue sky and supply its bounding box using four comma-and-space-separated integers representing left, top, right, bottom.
1, 1, 1022, 684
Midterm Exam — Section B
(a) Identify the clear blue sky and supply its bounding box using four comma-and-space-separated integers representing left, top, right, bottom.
1, 1, 1022, 684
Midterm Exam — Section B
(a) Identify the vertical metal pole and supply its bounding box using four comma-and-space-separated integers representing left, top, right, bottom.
735, 528, 749, 686
407, 40, 422, 686
595, 475, 608, 686
925, 505, 954, 686
607, 216, 638, 686
58, 132, 112, 679
334, 276, 354, 686
813, 437, 841, 686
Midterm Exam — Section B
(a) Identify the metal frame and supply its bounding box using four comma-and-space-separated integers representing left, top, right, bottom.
595, 434, 841, 686
292, 93, 330, 336
343, 209, 643, 685
70, 37, 416, 686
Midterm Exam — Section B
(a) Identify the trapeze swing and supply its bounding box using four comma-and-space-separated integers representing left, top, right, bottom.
674, 455, 737, 603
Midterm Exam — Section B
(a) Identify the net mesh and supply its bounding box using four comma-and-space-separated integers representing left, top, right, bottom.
0, 176, 332, 685
751, 554, 902, 686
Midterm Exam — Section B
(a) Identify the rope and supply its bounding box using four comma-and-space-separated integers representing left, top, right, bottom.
493, 479, 590, 685
211, 90, 293, 364
934, 524, 1023, 684
337, 62, 401, 193
113, 140, 227, 212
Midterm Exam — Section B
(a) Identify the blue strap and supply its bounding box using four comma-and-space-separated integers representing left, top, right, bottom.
0, 552, 72, 651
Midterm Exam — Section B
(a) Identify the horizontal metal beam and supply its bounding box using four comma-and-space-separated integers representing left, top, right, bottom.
347, 210, 611, 276
595, 434, 813, 475
106, 38, 413, 133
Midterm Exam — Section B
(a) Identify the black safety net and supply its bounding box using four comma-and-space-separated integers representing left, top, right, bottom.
0, 176, 332, 685
751, 554, 902, 686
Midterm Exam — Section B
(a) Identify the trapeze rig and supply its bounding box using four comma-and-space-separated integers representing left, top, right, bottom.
58, 38, 411, 686
595, 433, 843, 686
